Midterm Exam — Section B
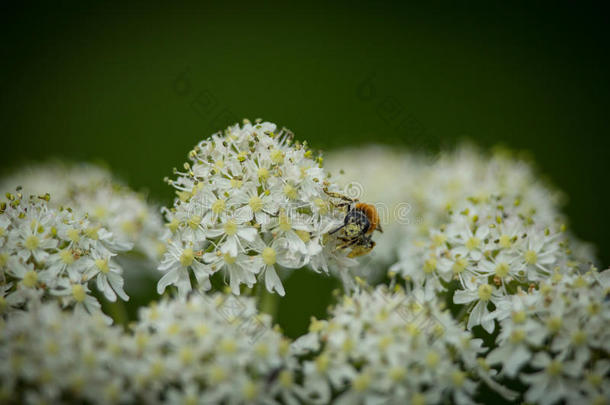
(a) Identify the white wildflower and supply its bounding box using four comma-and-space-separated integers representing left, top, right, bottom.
159, 120, 364, 296
0, 191, 130, 318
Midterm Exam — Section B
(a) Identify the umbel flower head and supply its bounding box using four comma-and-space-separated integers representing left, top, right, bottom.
0, 293, 298, 405
159, 120, 361, 297
0, 162, 166, 263
391, 193, 592, 333
325, 144, 597, 280
291, 285, 515, 405
486, 268, 610, 405
0, 191, 130, 319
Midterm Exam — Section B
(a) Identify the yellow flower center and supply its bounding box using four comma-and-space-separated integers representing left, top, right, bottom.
423, 258, 436, 274
180, 248, 195, 266
249, 196, 263, 212
478, 284, 493, 301
67, 229, 80, 243
270, 149, 284, 164
59, 249, 74, 264
223, 253, 236, 265
314, 198, 328, 214
451, 371, 466, 387
72, 284, 86, 302
283, 184, 297, 200
262, 247, 276, 265
95, 259, 110, 274
452, 258, 467, 274
524, 250, 537, 264
499, 234, 512, 248
388, 366, 406, 382
465, 236, 480, 250
279, 370, 293, 388
495, 262, 509, 278
546, 360, 562, 377
425, 352, 439, 367
510, 329, 525, 343
353, 372, 371, 392
22, 270, 38, 288
512, 311, 526, 324
25, 235, 39, 251
212, 199, 226, 214
224, 220, 238, 236
546, 316, 562, 333
257, 167, 270, 180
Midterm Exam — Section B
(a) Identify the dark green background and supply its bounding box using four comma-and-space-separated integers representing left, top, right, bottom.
2, 2, 609, 337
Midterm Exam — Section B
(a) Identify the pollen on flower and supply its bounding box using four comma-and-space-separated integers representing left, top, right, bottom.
495, 262, 510, 278
72, 284, 86, 302
478, 284, 493, 301
95, 259, 110, 274
22, 270, 38, 288
223, 220, 238, 236
24, 235, 40, 250
283, 184, 297, 199
212, 199, 226, 214
352, 372, 371, 392
180, 248, 195, 267
524, 249, 537, 264
262, 247, 276, 265
465, 236, 480, 250
248, 195, 263, 212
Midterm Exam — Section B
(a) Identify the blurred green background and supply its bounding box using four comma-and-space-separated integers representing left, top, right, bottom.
2, 1, 609, 337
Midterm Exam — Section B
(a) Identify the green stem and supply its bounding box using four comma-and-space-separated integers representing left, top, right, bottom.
106, 300, 129, 326
257, 286, 279, 321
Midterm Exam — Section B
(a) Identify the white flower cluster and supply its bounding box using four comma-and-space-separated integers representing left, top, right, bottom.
0, 303, 129, 404
0, 192, 130, 318
486, 268, 610, 405
0, 293, 298, 405
326, 145, 596, 278
159, 120, 356, 297
0, 162, 166, 263
291, 286, 512, 405
391, 193, 588, 333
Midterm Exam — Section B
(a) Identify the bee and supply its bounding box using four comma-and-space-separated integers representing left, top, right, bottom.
324, 188, 383, 258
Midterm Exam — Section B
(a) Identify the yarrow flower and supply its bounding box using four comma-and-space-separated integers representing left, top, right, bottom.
391, 193, 591, 333
485, 268, 610, 405
0, 191, 130, 319
159, 120, 360, 297
0, 162, 166, 263
0, 293, 298, 405
291, 285, 515, 404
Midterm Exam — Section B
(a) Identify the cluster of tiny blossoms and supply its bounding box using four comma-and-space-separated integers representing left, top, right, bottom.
159, 120, 355, 297
486, 268, 610, 405
0, 293, 298, 405
391, 193, 589, 333
0, 192, 130, 318
0, 162, 166, 263
326, 145, 596, 278
291, 285, 513, 405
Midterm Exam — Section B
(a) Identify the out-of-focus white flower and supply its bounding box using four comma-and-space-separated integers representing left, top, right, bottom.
326, 144, 597, 281
486, 268, 610, 405
0, 293, 299, 405
131, 293, 298, 405
291, 285, 515, 405
159, 120, 363, 297
0, 302, 132, 405
0, 191, 130, 319
0, 162, 166, 263
391, 193, 587, 333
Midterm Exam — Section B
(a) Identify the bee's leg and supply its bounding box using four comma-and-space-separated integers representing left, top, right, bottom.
335, 238, 358, 251
323, 187, 356, 203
